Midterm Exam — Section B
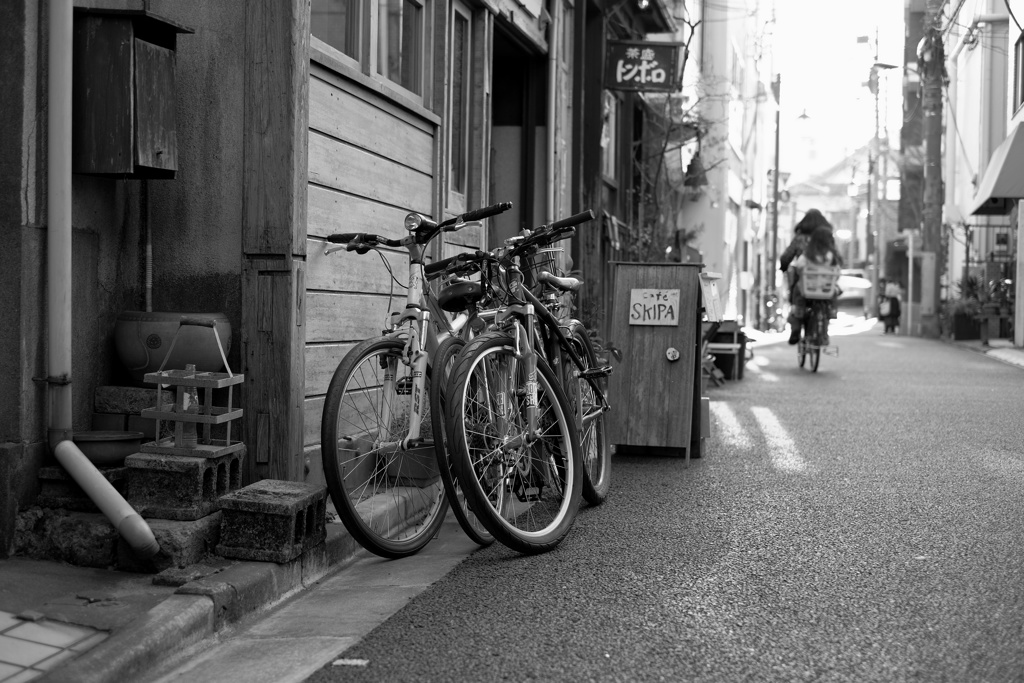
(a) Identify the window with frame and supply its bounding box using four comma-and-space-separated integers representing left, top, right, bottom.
378, 0, 425, 95
311, 0, 361, 60
448, 1, 472, 208
601, 91, 619, 180
311, 0, 429, 99
1015, 33, 1024, 111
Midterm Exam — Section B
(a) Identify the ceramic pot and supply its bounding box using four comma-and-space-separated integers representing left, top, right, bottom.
114, 311, 231, 384
72, 430, 145, 467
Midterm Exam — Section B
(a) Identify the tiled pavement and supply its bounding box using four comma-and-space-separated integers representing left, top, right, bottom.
0, 611, 107, 682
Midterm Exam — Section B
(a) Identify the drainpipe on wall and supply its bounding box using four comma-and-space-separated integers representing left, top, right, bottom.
46, 0, 160, 558
47, 0, 73, 451
546, 0, 559, 226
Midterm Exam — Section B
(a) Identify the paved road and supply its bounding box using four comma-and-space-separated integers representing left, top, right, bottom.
149, 322, 1024, 682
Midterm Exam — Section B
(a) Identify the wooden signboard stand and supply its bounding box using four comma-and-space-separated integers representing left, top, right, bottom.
607, 262, 707, 462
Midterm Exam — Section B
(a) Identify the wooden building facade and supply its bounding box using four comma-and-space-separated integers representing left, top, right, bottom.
0, 0, 679, 555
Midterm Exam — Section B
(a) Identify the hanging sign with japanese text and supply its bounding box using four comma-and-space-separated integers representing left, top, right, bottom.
605, 41, 681, 92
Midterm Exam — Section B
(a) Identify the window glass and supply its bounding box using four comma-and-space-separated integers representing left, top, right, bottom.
601, 91, 618, 180
450, 10, 469, 194
311, 0, 360, 59
1016, 35, 1024, 110
378, 0, 424, 94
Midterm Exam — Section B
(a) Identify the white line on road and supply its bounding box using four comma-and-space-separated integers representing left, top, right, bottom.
751, 406, 807, 473
708, 401, 753, 450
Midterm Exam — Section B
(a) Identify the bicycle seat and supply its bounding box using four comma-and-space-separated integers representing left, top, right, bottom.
438, 279, 483, 312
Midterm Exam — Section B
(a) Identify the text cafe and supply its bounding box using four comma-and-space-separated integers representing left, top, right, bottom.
604, 41, 682, 92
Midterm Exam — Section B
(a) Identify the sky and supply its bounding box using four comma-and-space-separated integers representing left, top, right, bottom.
773, 0, 905, 181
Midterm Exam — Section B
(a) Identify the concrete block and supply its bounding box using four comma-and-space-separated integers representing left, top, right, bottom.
116, 513, 223, 573
94, 386, 174, 415
36, 465, 127, 513
92, 412, 129, 431
126, 448, 245, 521
14, 508, 118, 568
216, 480, 327, 563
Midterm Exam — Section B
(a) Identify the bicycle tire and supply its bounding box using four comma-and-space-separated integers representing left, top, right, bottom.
446, 331, 582, 554
429, 336, 494, 546
798, 340, 807, 368
321, 337, 448, 558
567, 320, 611, 505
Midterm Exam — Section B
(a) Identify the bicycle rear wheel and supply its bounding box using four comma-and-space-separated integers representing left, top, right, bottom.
321, 337, 448, 558
429, 336, 494, 546
447, 331, 582, 554
567, 321, 611, 505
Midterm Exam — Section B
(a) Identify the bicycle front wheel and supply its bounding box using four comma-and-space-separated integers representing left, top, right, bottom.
429, 336, 494, 546
567, 321, 611, 505
447, 332, 582, 554
321, 337, 448, 558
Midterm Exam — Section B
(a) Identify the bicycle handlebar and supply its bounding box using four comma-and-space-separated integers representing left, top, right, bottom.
457, 201, 514, 224
548, 209, 595, 231
326, 202, 513, 252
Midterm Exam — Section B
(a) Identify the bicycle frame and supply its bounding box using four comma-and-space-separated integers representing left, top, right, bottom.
324, 229, 479, 452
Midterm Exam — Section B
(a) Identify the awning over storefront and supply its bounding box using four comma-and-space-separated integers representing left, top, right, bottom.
971, 122, 1024, 215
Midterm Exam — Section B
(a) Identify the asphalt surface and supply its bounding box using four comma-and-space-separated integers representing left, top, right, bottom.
144, 322, 1024, 683
308, 326, 1024, 682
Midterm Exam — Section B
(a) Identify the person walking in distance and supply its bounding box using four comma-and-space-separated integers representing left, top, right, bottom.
882, 280, 902, 334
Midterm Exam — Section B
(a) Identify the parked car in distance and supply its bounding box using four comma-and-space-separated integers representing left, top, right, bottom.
837, 268, 872, 317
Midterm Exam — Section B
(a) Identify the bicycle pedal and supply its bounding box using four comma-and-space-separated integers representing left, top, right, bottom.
579, 366, 613, 380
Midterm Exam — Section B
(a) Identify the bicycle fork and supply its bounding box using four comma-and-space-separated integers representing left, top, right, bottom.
376, 310, 431, 454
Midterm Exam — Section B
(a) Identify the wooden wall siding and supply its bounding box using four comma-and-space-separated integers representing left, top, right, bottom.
309, 74, 434, 176
306, 238, 411, 293
303, 60, 440, 488
305, 291, 397, 343
307, 185, 411, 241
309, 131, 433, 209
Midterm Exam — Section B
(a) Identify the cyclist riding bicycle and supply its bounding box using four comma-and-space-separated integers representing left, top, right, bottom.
786, 224, 843, 345
780, 209, 831, 344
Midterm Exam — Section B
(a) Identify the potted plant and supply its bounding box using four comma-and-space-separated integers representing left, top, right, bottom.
947, 277, 983, 340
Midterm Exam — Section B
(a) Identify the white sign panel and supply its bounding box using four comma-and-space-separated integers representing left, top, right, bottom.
628, 288, 680, 326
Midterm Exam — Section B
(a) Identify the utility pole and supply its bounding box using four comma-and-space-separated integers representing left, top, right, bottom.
919, 0, 944, 336
769, 74, 781, 297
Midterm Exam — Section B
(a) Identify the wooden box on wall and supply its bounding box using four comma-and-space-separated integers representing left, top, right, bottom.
607, 262, 702, 455
71, 9, 192, 179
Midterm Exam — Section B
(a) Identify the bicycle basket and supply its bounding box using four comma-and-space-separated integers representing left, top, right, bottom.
798, 264, 841, 300
523, 248, 561, 280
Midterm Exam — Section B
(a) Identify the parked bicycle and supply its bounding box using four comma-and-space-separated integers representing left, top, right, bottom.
320, 201, 511, 558
444, 210, 612, 554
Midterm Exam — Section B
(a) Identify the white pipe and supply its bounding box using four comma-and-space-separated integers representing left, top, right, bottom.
47, 0, 73, 449
546, 0, 559, 225
54, 441, 160, 558
951, 15, 1008, 61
